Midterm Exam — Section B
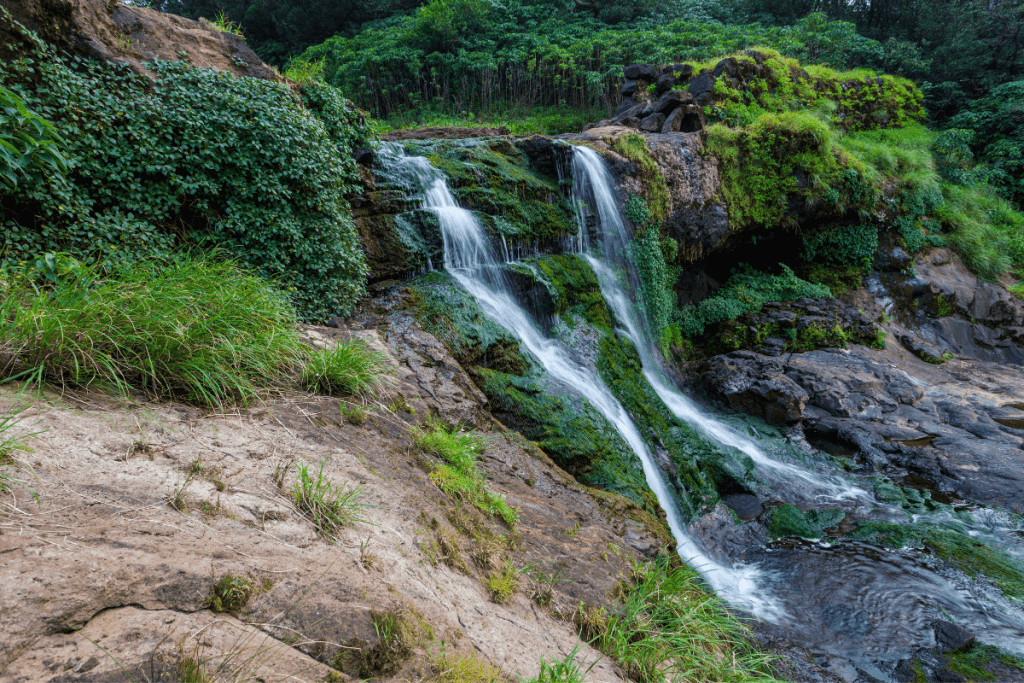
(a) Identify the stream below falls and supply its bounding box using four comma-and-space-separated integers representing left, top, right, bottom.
376, 141, 1024, 681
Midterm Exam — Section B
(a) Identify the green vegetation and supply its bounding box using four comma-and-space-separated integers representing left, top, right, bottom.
382, 105, 601, 137
0, 85, 68, 189
0, 15, 372, 321
0, 256, 304, 408
411, 419, 518, 528
850, 521, 1024, 601
625, 195, 679, 354
208, 574, 254, 613
530, 643, 592, 683
0, 377, 41, 500
485, 562, 521, 603
766, 504, 844, 539
301, 340, 390, 397
512, 254, 613, 331
945, 644, 1024, 682
292, 458, 369, 542
613, 136, 670, 223
430, 651, 503, 683
210, 11, 245, 38
677, 265, 830, 338
595, 559, 782, 682
412, 138, 577, 244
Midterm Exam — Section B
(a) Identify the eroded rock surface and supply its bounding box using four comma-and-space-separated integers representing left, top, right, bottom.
699, 343, 1024, 513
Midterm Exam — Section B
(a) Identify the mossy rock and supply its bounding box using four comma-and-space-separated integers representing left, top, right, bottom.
403, 138, 578, 244
356, 209, 443, 281
409, 271, 528, 374
849, 521, 1024, 601
512, 254, 614, 332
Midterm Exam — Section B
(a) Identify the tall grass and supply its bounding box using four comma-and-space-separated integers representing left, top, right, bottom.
0, 256, 304, 408
300, 340, 390, 397
597, 559, 783, 683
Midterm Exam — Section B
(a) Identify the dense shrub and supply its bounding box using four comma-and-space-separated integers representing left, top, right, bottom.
677, 265, 830, 338
0, 17, 372, 321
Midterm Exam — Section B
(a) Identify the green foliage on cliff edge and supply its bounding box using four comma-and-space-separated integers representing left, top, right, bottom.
0, 14, 373, 321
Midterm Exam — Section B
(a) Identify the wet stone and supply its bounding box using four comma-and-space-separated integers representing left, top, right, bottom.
932, 620, 975, 653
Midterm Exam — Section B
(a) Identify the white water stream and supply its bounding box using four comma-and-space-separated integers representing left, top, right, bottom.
378, 142, 786, 619
570, 146, 872, 504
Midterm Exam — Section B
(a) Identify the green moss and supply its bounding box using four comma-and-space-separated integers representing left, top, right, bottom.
849, 522, 1024, 601
935, 293, 955, 317
516, 254, 613, 331
409, 272, 529, 374
800, 263, 866, 296
596, 333, 743, 518
943, 643, 1024, 682
609, 134, 670, 223
407, 138, 577, 244
766, 504, 843, 539
477, 367, 658, 514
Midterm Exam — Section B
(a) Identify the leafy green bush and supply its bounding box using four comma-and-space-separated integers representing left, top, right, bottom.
411, 419, 518, 528
0, 255, 303, 408
802, 224, 878, 267
0, 85, 68, 189
0, 16, 372, 320
301, 340, 390, 397
678, 265, 830, 338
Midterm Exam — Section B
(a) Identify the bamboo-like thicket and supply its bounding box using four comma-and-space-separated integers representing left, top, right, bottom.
297, 8, 884, 119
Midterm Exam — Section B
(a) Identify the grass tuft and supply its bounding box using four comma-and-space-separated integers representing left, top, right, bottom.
0, 256, 304, 409
597, 559, 782, 682
485, 562, 520, 604
430, 652, 503, 683
411, 420, 518, 528
209, 574, 254, 614
301, 339, 390, 397
291, 458, 370, 542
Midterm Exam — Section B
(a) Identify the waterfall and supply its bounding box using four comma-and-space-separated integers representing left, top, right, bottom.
377, 141, 785, 620
571, 145, 871, 503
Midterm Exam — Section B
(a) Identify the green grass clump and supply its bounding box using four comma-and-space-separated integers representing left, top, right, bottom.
430, 652, 503, 683
412, 420, 518, 528
1009, 283, 1024, 302
530, 643, 592, 683
210, 11, 245, 38
292, 458, 369, 542
946, 644, 1024, 681
937, 182, 1024, 281
0, 256, 303, 408
485, 563, 520, 604
208, 574, 253, 614
301, 340, 390, 397
598, 559, 782, 682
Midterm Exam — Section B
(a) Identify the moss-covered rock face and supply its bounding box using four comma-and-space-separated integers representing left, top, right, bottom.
596, 333, 755, 518
403, 137, 578, 246
353, 208, 443, 282
407, 268, 662, 516
766, 503, 844, 539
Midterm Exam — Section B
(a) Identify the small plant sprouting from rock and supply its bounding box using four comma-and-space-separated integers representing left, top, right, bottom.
340, 401, 369, 426
485, 562, 521, 604
411, 419, 518, 528
291, 458, 370, 542
209, 574, 253, 614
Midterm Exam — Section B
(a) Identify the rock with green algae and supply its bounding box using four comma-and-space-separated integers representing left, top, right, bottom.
767, 504, 845, 539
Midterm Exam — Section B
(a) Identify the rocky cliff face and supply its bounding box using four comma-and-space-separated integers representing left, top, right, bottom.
1, 0, 282, 82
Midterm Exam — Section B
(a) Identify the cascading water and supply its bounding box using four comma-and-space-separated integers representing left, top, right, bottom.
376, 141, 785, 620
571, 146, 870, 503
568, 144, 1024, 670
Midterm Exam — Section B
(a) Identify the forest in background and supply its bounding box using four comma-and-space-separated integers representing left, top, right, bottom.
149, 0, 1022, 207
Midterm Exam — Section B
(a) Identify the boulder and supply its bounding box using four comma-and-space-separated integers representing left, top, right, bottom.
620, 80, 641, 97
653, 89, 693, 114
932, 621, 975, 654
624, 63, 660, 81
662, 63, 694, 80
621, 116, 641, 129
639, 113, 666, 132
699, 351, 809, 425
688, 73, 716, 104
655, 73, 677, 96
712, 57, 738, 78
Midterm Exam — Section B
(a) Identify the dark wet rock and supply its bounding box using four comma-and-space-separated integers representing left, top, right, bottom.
699, 351, 808, 425
697, 343, 1024, 513
899, 334, 950, 363
653, 88, 694, 114
624, 63, 659, 81
639, 112, 666, 132
688, 73, 716, 100
620, 79, 641, 97
721, 493, 763, 520
655, 73, 677, 96
932, 620, 975, 653
712, 57, 739, 78
621, 116, 641, 129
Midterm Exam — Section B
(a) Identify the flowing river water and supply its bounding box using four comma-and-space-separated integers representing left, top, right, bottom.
377, 141, 1024, 679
